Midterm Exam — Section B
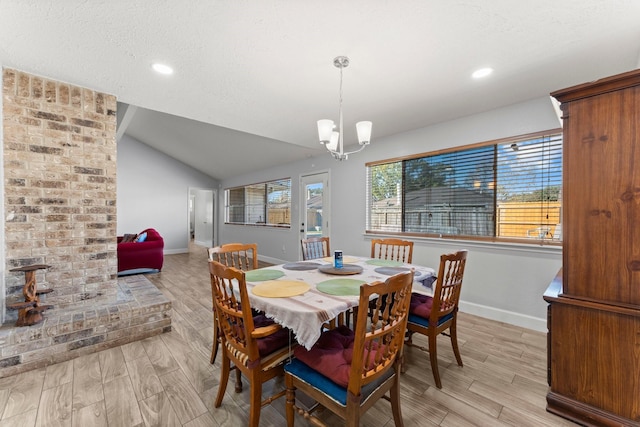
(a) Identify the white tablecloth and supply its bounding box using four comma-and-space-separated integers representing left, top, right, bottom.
245, 256, 435, 350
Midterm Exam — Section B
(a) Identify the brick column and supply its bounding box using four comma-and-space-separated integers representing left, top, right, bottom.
2, 68, 118, 321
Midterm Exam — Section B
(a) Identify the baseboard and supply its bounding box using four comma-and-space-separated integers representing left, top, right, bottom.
259, 255, 288, 265
164, 248, 189, 255
546, 391, 635, 427
459, 300, 546, 332
117, 268, 160, 276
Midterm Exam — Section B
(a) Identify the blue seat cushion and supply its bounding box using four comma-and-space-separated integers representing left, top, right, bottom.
408, 311, 454, 328
285, 358, 393, 406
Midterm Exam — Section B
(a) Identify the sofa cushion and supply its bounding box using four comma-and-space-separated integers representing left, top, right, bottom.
121, 233, 137, 243
135, 232, 148, 243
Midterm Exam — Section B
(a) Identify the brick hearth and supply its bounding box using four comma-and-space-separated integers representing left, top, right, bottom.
0, 275, 171, 378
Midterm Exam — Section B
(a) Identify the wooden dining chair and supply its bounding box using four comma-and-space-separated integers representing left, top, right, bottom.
365, 238, 414, 321
404, 250, 467, 388
284, 270, 414, 427
208, 242, 258, 270
207, 242, 259, 364
370, 238, 414, 263
300, 236, 330, 260
209, 260, 295, 427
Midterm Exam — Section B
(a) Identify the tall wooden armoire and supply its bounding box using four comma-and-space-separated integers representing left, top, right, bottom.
544, 69, 640, 426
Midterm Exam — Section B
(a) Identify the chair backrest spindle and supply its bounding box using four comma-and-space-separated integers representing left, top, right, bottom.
208, 243, 258, 270
301, 237, 330, 260
370, 238, 414, 263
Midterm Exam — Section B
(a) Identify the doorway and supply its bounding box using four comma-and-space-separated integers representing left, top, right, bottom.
189, 188, 215, 247
299, 172, 330, 258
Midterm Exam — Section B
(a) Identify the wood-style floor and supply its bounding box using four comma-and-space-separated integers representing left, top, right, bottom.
0, 242, 577, 426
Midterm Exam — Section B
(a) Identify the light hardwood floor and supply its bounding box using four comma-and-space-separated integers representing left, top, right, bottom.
0, 243, 578, 426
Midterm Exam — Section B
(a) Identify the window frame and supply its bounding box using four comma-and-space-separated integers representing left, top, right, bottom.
365, 129, 563, 246
224, 177, 292, 228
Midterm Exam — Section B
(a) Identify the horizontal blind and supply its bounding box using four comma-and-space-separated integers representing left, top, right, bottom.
245, 183, 266, 223
403, 145, 496, 237
366, 130, 562, 243
496, 134, 562, 240
225, 178, 291, 227
367, 162, 403, 232
266, 179, 291, 226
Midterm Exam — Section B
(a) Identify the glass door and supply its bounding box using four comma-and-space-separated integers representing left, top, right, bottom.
299, 172, 330, 256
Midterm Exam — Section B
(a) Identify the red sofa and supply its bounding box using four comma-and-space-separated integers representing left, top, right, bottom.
117, 228, 164, 273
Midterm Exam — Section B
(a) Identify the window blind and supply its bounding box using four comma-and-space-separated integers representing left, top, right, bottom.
366, 130, 562, 243
225, 178, 292, 227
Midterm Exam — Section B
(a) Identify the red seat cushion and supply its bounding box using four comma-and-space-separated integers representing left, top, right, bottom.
293, 326, 354, 387
253, 314, 291, 356
409, 293, 433, 319
293, 325, 385, 388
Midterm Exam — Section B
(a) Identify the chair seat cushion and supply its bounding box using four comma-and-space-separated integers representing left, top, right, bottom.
409, 293, 455, 328
292, 325, 385, 388
409, 292, 433, 318
285, 357, 393, 407
408, 311, 454, 328
293, 325, 354, 387
253, 314, 291, 356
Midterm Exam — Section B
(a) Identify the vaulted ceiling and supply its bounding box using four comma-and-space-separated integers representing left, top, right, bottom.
2, 1, 639, 179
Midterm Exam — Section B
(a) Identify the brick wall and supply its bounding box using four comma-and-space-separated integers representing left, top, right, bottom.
2, 68, 118, 321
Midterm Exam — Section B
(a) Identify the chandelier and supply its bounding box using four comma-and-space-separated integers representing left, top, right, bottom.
317, 56, 372, 161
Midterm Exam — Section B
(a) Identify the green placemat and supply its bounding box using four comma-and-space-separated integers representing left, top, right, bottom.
245, 269, 285, 282
366, 259, 403, 267
316, 278, 366, 296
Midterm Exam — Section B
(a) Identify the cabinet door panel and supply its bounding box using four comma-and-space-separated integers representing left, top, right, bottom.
549, 303, 640, 421
563, 87, 640, 305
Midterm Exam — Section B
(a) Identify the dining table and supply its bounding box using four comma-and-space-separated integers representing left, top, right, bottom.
243, 255, 435, 350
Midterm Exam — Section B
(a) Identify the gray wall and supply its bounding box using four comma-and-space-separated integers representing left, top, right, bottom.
218, 96, 563, 332
117, 134, 218, 253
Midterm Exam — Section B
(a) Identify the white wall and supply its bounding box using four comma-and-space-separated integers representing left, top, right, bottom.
192, 188, 215, 247
117, 134, 218, 253
219, 96, 563, 331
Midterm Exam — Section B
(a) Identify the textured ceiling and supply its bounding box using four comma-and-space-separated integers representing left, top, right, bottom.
1, 1, 639, 179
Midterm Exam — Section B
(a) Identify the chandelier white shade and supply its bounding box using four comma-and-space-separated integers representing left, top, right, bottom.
317, 56, 372, 161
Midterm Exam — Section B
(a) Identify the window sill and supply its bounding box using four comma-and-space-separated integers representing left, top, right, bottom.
363, 232, 562, 255
225, 222, 291, 229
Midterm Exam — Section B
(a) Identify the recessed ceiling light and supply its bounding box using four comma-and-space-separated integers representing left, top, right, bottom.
472, 67, 493, 79
152, 63, 174, 75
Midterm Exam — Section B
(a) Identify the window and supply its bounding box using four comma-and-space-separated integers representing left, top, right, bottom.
366, 130, 562, 244
225, 178, 291, 227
